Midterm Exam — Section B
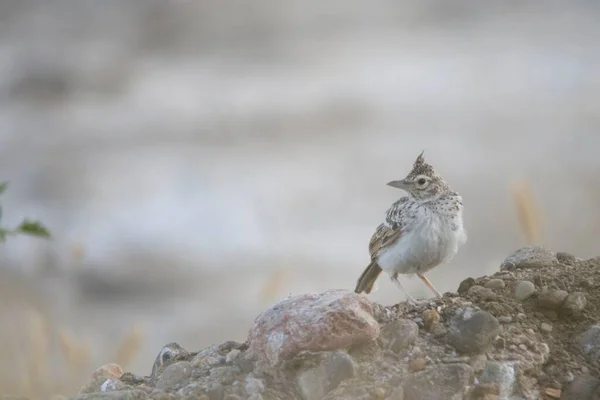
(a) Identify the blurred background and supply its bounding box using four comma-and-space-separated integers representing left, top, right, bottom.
1, 0, 600, 396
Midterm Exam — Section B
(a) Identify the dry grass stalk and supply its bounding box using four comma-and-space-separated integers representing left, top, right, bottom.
114, 324, 144, 370
511, 180, 542, 244
26, 309, 50, 396
259, 268, 289, 303
57, 329, 92, 379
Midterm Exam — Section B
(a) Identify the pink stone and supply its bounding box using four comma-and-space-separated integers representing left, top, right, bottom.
90, 363, 123, 379
247, 290, 380, 364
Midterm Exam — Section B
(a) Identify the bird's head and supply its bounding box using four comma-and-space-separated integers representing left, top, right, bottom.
386, 151, 450, 200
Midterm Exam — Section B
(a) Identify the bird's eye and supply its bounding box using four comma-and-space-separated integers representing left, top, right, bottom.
417, 178, 427, 185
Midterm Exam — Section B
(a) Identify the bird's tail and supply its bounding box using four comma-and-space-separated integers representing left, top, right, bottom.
354, 260, 382, 294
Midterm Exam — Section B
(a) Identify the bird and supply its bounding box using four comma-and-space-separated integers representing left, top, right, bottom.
354, 151, 467, 303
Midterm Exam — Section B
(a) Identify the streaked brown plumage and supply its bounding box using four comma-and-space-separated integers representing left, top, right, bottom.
354, 151, 467, 303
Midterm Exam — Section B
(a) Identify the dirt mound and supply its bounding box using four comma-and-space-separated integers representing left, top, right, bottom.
45, 247, 600, 399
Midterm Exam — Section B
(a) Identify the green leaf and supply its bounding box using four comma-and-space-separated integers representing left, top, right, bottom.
0, 182, 8, 196
15, 220, 51, 239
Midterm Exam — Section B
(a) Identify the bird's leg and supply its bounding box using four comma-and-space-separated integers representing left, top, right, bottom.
417, 273, 443, 298
391, 273, 418, 304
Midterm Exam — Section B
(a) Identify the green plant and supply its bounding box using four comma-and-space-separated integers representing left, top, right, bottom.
0, 181, 51, 242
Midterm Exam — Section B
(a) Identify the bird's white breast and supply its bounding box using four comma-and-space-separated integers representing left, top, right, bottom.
377, 203, 466, 276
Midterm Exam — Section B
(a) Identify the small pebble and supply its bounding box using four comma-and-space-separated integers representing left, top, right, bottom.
518, 344, 528, 351
497, 316, 512, 324
226, 349, 241, 363
515, 281, 535, 300
468, 285, 496, 300
538, 290, 568, 310
409, 357, 427, 372
485, 279, 506, 290
560, 292, 587, 315
372, 387, 386, 398
540, 323, 553, 333
556, 252, 576, 265
423, 309, 440, 331
544, 387, 562, 398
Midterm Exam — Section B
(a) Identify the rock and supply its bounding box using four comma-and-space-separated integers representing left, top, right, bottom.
560, 292, 587, 315
226, 349, 241, 363
515, 281, 536, 301
386, 387, 404, 400
541, 323, 553, 333
206, 383, 225, 400
91, 364, 124, 380
468, 285, 496, 300
324, 351, 355, 392
155, 361, 192, 391
380, 319, 419, 352
247, 289, 380, 364
408, 357, 427, 372
478, 361, 517, 398
71, 390, 148, 400
561, 375, 600, 399
576, 324, 600, 366
484, 279, 505, 290
544, 387, 561, 398
538, 290, 569, 310
457, 277, 475, 294
500, 246, 557, 270
402, 364, 473, 400
556, 252, 576, 265
78, 364, 127, 394
448, 307, 501, 354
151, 343, 190, 377
297, 351, 356, 400
497, 316, 512, 324
422, 309, 439, 332
471, 382, 500, 397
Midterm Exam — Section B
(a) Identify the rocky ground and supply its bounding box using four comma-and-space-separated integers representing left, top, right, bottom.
16, 246, 600, 400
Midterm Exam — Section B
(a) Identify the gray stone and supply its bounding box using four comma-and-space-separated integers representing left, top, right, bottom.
562, 375, 600, 399
402, 364, 473, 400
71, 390, 148, 400
457, 277, 475, 294
500, 246, 557, 270
515, 281, 535, 301
484, 279, 505, 290
380, 319, 419, 353
561, 292, 587, 315
540, 323, 553, 333
324, 351, 356, 392
151, 343, 190, 377
155, 361, 192, 391
577, 324, 600, 367
467, 285, 496, 300
556, 251, 577, 265
478, 361, 517, 398
297, 351, 356, 400
538, 290, 568, 310
386, 387, 404, 400
207, 383, 225, 400
244, 375, 265, 396
448, 307, 501, 354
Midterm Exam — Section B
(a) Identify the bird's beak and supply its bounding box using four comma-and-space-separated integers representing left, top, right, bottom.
387, 179, 409, 190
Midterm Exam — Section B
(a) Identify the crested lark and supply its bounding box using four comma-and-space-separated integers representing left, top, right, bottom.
354, 151, 467, 303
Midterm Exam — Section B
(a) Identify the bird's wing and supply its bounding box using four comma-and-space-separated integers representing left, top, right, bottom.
368, 223, 402, 260
368, 197, 409, 260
